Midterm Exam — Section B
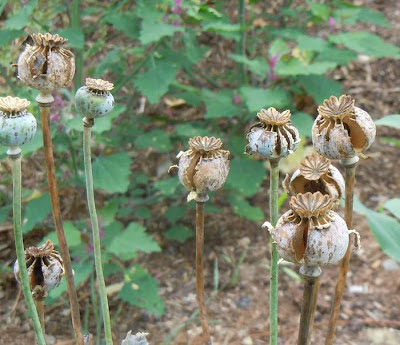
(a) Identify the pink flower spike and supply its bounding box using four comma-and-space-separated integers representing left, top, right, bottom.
329, 16, 336, 33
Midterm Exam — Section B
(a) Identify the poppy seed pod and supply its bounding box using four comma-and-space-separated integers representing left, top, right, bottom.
75, 78, 115, 119
245, 107, 300, 160
173, 136, 230, 202
312, 95, 376, 160
270, 192, 349, 266
0, 96, 37, 151
283, 153, 344, 201
14, 240, 65, 296
121, 331, 149, 345
17, 33, 75, 92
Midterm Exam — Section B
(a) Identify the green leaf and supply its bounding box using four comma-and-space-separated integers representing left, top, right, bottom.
298, 75, 343, 104
226, 158, 265, 197
174, 123, 209, 138
375, 115, 400, 129
22, 128, 43, 156
119, 265, 165, 315
140, 22, 184, 45
44, 222, 82, 248
227, 194, 264, 221
6, 0, 38, 29
56, 28, 85, 50
239, 86, 290, 113
290, 112, 314, 138
23, 193, 51, 233
98, 199, 121, 226
201, 89, 241, 119
154, 178, 179, 197
306, 0, 329, 20
95, 48, 126, 76
384, 199, 400, 219
0, 29, 24, 45
315, 47, 357, 65
164, 205, 186, 222
134, 62, 178, 104
165, 225, 193, 243
109, 223, 160, 260
229, 54, 269, 77
104, 13, 140, 39
276, 59, 337, 76
296, 35, 330, 52
334, 7, 390, 28
92, 153, 132, 193
269, 38, 290, 58
328, 32, 400, 58
134, 129, 172, 153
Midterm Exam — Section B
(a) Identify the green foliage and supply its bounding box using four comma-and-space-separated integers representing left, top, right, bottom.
165, 225, 193, 242
375, 115, 400, 129
23, 193, 51, 234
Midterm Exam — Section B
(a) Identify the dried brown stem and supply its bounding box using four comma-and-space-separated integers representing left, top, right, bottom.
297, 266, 321, 345
325, 157, 358, 345
196, 201, 212, 345
34, 299, 45, 336
39, 101, 84, 345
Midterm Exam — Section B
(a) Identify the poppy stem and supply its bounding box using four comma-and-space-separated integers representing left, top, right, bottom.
297, 265, 322, 345
34, 299, 45, 335
9, 150, 46, 345
325, 156, 359, 345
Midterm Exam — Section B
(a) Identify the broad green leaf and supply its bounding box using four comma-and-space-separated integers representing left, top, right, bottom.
95, 48, 126, 76
98, 199, 121, 226
384, 199, 400, 219
165, 225, 193, 243
109, 223, 161, 260
298, 75, 343, 104
229, 54, 269, 77
135, 206, 151, 219
92, 153, 132, 193
104, 13, 140, 39
269, 38, 290, 58
0, 29, 24, 45
164, 205, 186, 222
134, 129, 172, 153
0, 205, 10, 224
140, 22, 184, 45
44, 222, 82, 248
134, 63, 178, 104
226, 158, 265, 197
174, 123, 209, 138
296, 35, 330, 52
6, 0, 38, 29
239, 86, 290, 113
328, 32, 400, 58
154, 178, 179, 197
119, 265, 165, 315
290, 112, 314, 138
306, 0, 329, 20
23, 192, 51, 233
227, 194, 264, 221
202, 89, 241, 119
22, 128, 43, 156
315, 47, 357, 65
334, 7, 390, 28
375, 115, 400, 129
56, 28, 85, 50
276, 59, 337, 76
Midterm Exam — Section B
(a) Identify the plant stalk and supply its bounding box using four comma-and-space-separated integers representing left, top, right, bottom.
9, 152, 46, 345
269, 158, 280, 345
325, 156, 359, 345
34, 299, 45, 335
297, 265, 322, 345
83, 117, 113, 345
196, 201, 212, 345
38, 95, 84, 345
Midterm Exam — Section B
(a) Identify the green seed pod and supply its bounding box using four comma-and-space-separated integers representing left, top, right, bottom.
0, 96, 37, 150
17, 33, 75, 92
75, 78, 114, 119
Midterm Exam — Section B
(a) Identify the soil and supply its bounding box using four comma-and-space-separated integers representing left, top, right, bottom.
1, 1, 400, 345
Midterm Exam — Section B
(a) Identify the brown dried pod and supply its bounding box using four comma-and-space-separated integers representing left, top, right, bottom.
17, 33, 75, 92
283, 153, 344, 200
245, 107, 300, 159
312, 95, 376, 160
270, 192, 349, 266
171, 136, 230, 202
14, 240, 65, 295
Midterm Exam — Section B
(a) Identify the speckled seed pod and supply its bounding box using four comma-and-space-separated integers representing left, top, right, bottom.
17, 33, 75, 92
121, 331, 149, 345
245, 107, 300, 159
312, 95, 376, 160
175, 136, 230, 201
0, 96, 37, 148
75, 78, 115, 119
283, 153, 344, 200
14, 240, 65, 295
270, 192, 349, 266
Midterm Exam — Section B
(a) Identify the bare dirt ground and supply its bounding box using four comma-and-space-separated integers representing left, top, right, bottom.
1, 0, 400, 344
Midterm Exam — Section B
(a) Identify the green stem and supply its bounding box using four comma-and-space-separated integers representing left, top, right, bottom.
269, 159, 280, 345
10, 153, 46, 345
83, 118, 113, 345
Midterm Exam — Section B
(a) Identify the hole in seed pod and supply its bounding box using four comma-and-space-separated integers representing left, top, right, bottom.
32, 259, 44, 288
343, 117, 367, 151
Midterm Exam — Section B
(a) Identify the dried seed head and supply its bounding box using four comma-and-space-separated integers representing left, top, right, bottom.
245, 107, 300, 159
0, 96, 37, 149
75, 78, 115, 119
17, 32, 75, 92
121, 331, 149, 345
172, 136, 230, 202
271, 192, 349, 266
312, 95, 376, 159
14, 240, 65, 297
283, 153, 344, 200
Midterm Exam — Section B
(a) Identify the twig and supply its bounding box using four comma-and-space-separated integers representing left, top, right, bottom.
325, 156, 359, 345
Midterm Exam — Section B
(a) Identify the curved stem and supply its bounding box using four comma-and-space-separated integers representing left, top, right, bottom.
269, 159, 280, 345
325, 157, 359, 345
39, 99, 84, 345
196, 201, 212, 345
83, 117, 113, 345
10, 153, 46, 345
